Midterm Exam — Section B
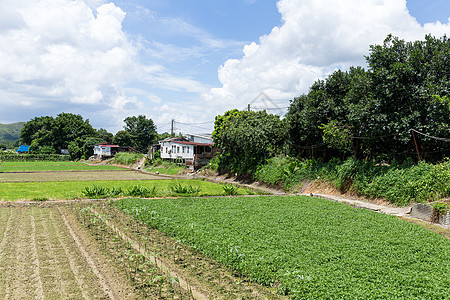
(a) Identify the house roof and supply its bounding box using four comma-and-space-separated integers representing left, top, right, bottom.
95, 143, 120, 148
159, 137, 189, 143
171, 141, 215, 146
17, 145, 30, 152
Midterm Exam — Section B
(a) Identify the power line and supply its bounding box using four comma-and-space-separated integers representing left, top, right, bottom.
410, 128, 450, 142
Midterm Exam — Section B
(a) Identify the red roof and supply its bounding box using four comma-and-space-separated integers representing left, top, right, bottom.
95, 143, 120, 147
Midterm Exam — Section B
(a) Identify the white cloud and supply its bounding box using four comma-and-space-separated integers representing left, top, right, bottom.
0, 0, 212, 132
201, 0, 450, 116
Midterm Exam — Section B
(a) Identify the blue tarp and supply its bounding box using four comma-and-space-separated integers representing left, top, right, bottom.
17, 145, 30, 153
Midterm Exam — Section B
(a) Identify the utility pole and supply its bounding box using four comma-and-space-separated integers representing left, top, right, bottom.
171, 119, 174, 137
247, 104, 250, 112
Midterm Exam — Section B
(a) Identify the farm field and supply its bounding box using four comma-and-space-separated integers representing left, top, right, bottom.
0, 178, 253, 201
0, 161, 123, 172
114, 196, 450, 299
0, 205, 137, 299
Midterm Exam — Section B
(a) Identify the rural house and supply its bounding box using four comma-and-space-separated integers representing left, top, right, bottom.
93, 143, 120, 159
157, 134, 218, 169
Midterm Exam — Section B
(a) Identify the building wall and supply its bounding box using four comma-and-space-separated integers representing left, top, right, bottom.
160, 142, 194, 160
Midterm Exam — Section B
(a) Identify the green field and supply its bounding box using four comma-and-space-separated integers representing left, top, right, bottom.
0, 161, 122, 172
115, 196, 450, 299
0, 179, 255, 201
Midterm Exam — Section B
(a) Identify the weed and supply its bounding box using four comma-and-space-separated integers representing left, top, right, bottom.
170, 183, 201, 194
82, 185, 109, 198
222, 184, 238, 195
127, 185, 157, 197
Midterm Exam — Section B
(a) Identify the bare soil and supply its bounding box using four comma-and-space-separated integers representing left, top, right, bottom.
0, 204, 136, 299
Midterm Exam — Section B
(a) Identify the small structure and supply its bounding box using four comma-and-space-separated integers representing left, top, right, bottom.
16, 145, 31, 154
158, 134, 218, 169
93, 143, 120, 159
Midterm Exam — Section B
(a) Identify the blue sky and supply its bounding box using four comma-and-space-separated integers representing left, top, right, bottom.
0, 0, 449, 135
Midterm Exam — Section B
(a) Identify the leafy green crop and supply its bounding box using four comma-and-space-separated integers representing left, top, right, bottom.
115, 196, 450, 299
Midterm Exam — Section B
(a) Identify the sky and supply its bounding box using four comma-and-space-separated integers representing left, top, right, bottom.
1, 0, 450, 135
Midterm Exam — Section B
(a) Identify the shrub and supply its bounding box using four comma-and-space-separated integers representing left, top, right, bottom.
223, 184, 238, 195
127, 185, 157, 197
114, 152, 144, 165
82, 185, 109, 198
170, 183, 201, 195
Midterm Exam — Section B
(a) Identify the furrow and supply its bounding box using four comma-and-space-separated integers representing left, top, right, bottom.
58, 207, 116, 300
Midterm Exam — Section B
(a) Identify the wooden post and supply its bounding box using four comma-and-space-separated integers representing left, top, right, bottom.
411, 129, 421, 161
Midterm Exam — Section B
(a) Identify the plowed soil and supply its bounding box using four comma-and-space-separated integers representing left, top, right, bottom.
0, 204, 136, 299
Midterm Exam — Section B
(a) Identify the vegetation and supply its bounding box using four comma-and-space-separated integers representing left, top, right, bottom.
0, 161, 122, 172
0, 122, 24, 149
0, 153, 72, 162
114, 115, 158, 153
212, 109, 285, 174
20, 113, 103, 159
82, 184, 157, 198
285, 35, 450, 161
145, 158, 185, 175
115, 195, 450, 299
170, 183, 201, 195
0, 179, 256, 201
113, 152, 144, 165
255, 157, 450, 205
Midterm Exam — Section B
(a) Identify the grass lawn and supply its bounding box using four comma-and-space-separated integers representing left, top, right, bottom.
115, 196, 450, 299
0, 179, 257, 201
0, 161, 123, 172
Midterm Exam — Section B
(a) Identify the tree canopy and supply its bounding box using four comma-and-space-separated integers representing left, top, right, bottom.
212, 109, 285, 174
285, 35, 450, 161
122, 115, 158, 153
20, 113, 107, 159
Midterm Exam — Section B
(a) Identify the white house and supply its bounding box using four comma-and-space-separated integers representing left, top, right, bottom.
93, 143, 120, 158
158, 135, 218, 169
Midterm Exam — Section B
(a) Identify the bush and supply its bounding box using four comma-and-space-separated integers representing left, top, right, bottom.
0, 153, 71, 161
170, 183, 201, 195
113, 152, 144, 165
254, 157, 450, 206
127, 185, 157, 197
223, 184, 238, 195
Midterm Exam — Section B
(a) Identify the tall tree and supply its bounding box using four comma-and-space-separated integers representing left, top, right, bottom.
213, 109, 285, 174
123, 115, 157, 152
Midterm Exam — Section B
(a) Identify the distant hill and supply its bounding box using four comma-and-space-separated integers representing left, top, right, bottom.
0, 122, 25, 142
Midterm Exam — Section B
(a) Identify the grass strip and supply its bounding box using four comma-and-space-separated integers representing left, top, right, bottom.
115, 195, 450, 299
0, 179, 256, 201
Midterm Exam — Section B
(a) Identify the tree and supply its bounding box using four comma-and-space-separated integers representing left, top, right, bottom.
113, 130, 132, 147
122, 115, 157, 152
96, 128, 114, 144
213, 109, 285, 174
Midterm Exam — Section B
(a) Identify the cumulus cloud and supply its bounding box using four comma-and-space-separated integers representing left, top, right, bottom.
0, 0, 210, 132
201, 0, 450, 116
0, 0, 138, 123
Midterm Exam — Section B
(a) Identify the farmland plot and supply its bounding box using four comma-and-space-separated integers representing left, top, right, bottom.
0, 205, 136, 299
115, 196, 450, 299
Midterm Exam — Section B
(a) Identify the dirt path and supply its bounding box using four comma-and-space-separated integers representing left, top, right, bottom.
0, 205, 136, 299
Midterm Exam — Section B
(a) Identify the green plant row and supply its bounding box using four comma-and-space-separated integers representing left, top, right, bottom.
114, 196, 450, 299
255, 157, 450, 206
0, 153, 72, 162
82, 183, 206, 198
82, 184, 158, 198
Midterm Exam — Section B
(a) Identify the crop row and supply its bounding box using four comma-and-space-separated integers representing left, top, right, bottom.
70, 202, 187, 299
115, 196, 450, 299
